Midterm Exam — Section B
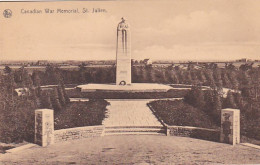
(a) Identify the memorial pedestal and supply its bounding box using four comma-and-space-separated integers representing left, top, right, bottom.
220, 108, 240, 145
35, 109, 54, 147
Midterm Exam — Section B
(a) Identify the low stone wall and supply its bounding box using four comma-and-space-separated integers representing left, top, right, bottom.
167, 126, 220, 142
54, 125, 104, 143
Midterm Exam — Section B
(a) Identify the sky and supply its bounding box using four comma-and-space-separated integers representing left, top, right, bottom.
0, 0, 260, 61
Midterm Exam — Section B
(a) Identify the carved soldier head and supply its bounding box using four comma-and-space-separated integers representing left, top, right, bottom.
118, 17, 129, 31
121, 17, 125, 23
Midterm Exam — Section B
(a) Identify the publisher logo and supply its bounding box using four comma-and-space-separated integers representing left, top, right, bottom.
3, 9, 12, 18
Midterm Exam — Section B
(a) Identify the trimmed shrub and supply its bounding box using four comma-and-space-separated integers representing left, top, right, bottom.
148, 100, 217, 129
54, 99, 109, 130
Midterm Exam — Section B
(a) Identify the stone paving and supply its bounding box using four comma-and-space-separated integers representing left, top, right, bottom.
1, 135, 260, 164
77, 83, 172, 92
102, 100, 162, 127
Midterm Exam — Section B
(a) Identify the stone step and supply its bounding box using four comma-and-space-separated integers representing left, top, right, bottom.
105, 132, 166, 136
105, 128, 165, 133
105, 126, 164, 129
104, 126, 166, 136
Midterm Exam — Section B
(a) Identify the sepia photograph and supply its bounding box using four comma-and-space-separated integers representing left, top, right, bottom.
0, 0, 260, 164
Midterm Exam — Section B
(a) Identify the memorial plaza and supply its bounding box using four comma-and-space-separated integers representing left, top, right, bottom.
1, 17, 259, 165
1, 135, 260, 164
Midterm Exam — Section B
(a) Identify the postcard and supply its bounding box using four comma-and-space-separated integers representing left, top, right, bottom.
0, 0, 260, 164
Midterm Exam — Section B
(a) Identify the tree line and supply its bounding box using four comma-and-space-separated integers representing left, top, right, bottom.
1, 63, 260, 142
23, 64, 259, 94
184, 85, 260, 140
0, 67, 70, 143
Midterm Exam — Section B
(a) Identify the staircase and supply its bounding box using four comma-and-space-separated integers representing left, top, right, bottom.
102, 100, 166, 136
104, 126, 166, 136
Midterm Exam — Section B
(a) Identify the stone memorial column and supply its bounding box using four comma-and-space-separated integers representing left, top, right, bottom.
35, 109, 54, 147
220, 108, 240, 145
116, 17, 131, 85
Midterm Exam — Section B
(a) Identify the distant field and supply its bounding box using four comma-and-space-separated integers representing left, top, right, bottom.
0, 65, 114, 70
216, 62, 260, 68
0, 66, 78, 72
1, 61, 260, 71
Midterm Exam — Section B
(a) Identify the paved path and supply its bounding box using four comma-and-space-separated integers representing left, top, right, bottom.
1, 135, 260, 164
102, 100, 162, 127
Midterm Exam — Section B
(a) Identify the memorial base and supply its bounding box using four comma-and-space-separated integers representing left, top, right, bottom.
220, 108, 240, 145
35, 109, 54, 147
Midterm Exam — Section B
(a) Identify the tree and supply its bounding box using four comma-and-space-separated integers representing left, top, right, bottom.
51, 88, 62, 112
174, 65, 180, 71
213, 68, 223, 88
59, 81, 70, 104
21, 68, 33, 89
227, 71, 239, 91
131, 66, 138, 82
172, 71, 179, 84
239, 63, 254, 71
187, 62, 195, 70
184, 71, 192, 84
165, 69, 172, 83
221, 71, 232, 88
249, 69, 260, 100
3, 72, 17, 98
4, 66, 12, 74
146, 66, 156, 83
160, 69, 167, 83
177, 70, 184, 84
78, 65, 87, 83
233, 92, 244, 109
225, 63, 236, 70
32, 71, 42, 87
57, 85, 66, 106
184, 85, 205, 110
108, 67, 116, 83
190, 70, 199, 85
39, 91, 53, 109
205, 69, 216, 89
223, 90, 237, 108
165, 69, 179, 84
239, 70, 251, 87
0, 73, 37, 143
197, 70, 207, 85
212, 91, 222, 124
140, 67, 148, 83
96, 68, 108, 83
203, 89, 222, 125
45, 65, 62, 84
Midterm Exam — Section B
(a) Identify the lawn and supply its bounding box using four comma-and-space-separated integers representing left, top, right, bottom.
54, 99, 109, 130
148, 100, 218, 129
